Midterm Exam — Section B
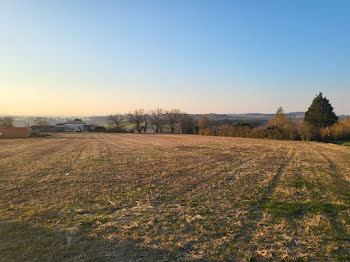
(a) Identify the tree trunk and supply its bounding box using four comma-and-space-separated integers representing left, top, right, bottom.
327, 125, 330, 137
327, 125, 330, 142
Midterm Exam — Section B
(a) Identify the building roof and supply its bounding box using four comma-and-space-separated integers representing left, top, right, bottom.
63, 119, 87, 125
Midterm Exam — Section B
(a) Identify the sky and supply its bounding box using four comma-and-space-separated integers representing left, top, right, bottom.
1, 0, 349, 116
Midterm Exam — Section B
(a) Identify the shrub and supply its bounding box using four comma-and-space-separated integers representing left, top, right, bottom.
230, 123, 253, 137
251, 126, 269, 139
199, 127, 215, 136
94, 126, 107, 132
297, 122, 320, 141
267, 107, 298, 140
198, 116, 210, 130
321, 119, 350, 141
216, 125, 231, 136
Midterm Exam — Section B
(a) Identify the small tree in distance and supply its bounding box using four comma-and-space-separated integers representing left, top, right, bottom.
179, 113, 195, 134
129, 109, 145, 133
267, 107, 296, 140
151, 108, 164, 133
165, 109, 181, 133
143, 112, 150, 133
33, 117, 51, 126
108, 114, 125, 131
0, 117, 14, 127
198, 116, 210, 130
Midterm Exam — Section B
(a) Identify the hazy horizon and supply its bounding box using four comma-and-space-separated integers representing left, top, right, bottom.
0, 111, 308, 118
1, 0, 349, 115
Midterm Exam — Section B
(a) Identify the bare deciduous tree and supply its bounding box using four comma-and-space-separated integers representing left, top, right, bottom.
33, 117, 50, 126
179, 113, 195, 134
109, 114, 125, 131
0, 117, 14, 127
151, 108, 164, 133
165, 109, 181, 133
143, 112, 150, 133
129, 109, 144, 133
198, 116, 210, 130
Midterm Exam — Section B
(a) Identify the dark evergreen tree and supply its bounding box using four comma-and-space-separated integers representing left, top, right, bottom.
304, 92, 338, 128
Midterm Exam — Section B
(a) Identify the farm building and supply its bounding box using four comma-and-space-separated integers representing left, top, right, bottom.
55, 119, 93, 132
55, 123, 65, 131
0, 126, 31, 138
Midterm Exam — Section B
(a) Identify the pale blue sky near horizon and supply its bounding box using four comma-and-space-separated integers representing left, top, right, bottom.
1, 0, 349, 116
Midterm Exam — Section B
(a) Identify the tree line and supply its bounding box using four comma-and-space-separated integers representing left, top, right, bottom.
197, 92, 349, 142
0, 116, 51, 128
1, 92, 348, 142
0, 117, 15, 127
106, 92, 347, 142
108, 108, 198, 134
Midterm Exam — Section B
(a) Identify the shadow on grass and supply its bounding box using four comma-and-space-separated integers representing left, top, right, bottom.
263, 201, 347, 219
0, 220, 193, 262
263, 200, 350, 241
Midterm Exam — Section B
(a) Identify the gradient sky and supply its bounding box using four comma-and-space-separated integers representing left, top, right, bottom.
1, 0, 349, 116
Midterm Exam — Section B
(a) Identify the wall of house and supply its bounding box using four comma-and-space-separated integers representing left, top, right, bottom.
0, 126, 31, 138
64, 124, 86, 132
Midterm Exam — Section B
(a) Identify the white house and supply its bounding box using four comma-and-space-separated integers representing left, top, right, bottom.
56, 119, 89, 132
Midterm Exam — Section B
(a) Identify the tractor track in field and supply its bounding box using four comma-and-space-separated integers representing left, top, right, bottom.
260, 148, 296, 204
232, 147, 296, 258
311, 144, 350, 198
0, 139, 67, 161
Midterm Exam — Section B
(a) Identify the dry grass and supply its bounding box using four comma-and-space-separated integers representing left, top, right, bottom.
0, 133, 349, 261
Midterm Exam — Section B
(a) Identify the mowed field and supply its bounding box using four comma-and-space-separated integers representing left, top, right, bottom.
0, 133, 349, 261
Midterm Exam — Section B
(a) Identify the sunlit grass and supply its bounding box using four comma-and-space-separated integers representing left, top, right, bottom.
0, 133, 349, 261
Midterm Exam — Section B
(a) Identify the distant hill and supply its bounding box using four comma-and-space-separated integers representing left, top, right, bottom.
190, 112, 306, 127
192, 112, 304, 119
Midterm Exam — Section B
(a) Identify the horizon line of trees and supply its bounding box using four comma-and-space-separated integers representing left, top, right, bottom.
198, 92, 349, 142
0, 116, 52, 128
1, 92, 349, 141
0, 110, 198, 134
107, 108, 198, 134
104, 92, 349, 141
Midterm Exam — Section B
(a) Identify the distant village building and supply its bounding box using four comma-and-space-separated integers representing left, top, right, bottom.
55, 123, 65, 131
55, 119, 92, 132
0, 125, 31, 138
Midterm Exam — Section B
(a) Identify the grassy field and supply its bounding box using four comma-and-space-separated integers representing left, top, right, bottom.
0, 133, 349, 261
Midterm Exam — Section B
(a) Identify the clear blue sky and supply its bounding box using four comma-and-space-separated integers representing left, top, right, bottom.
1, 0, 349, 115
